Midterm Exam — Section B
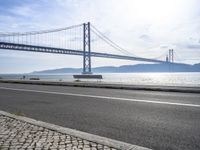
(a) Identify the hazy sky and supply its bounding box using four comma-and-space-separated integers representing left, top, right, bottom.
0, 0, 200, 73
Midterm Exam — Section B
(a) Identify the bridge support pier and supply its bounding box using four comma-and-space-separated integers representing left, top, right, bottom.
82, 22, 92, 74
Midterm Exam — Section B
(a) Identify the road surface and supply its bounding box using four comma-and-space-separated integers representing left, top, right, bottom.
0, 82, 199, 150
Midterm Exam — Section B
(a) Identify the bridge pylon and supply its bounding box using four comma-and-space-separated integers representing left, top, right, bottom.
82, 22, 92, 74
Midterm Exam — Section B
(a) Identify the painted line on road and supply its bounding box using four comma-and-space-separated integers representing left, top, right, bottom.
0, 86, 200, 108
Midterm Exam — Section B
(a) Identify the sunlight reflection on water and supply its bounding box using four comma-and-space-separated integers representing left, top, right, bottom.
103, 73, 200, 87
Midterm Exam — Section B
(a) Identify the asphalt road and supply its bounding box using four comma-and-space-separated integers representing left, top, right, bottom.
0, 82, 200, 150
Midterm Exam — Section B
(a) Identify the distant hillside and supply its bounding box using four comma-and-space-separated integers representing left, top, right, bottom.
32, 63, 200, 74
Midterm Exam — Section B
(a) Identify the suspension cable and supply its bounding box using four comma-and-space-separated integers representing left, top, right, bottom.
0, 24, 83, 37
91, 24, 137, 56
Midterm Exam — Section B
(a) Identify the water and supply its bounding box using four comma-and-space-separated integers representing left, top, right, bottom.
0, 72, 200, 87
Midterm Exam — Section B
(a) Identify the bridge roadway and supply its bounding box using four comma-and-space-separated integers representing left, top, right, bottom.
0, 82, 199, 150
0, 42, 165, 63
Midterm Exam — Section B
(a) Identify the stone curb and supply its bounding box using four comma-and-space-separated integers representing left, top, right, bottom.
0, 79, 200, 93
0, 110, 151, 150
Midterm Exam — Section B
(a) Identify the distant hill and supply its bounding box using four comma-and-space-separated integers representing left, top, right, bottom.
32, 63, 200, 74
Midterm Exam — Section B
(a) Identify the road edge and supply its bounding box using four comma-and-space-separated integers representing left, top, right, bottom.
0, 79, 200, 93
0, 110, 151, 150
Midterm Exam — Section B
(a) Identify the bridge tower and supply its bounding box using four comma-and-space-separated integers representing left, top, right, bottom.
83, 22, 92, 74
169, 49, 174, 63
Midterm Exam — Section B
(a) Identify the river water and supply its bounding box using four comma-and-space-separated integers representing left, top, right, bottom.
1, 72, 200, 87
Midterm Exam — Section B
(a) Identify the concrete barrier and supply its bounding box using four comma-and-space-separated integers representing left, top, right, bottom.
0, 79, 199, 93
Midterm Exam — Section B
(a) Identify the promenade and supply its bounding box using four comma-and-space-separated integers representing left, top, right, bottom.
1, 115, 113, 150
1, 111, 145, 150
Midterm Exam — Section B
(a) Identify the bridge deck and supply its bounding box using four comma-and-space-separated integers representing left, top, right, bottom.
0, 42, 166, 63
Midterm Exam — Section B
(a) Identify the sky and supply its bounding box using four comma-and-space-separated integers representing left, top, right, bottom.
0, 0, 200, 73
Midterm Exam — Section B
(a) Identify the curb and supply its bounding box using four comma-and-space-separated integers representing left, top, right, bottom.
0, 79, 200, 93
0, 110, 151, 150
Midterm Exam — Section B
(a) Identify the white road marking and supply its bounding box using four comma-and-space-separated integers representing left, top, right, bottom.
0, 86, 200, 108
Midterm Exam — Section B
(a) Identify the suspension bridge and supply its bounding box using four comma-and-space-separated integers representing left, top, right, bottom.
0, 22, 169, 74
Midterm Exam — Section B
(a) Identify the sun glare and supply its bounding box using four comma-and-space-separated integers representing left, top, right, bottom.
124, 0, 186, 24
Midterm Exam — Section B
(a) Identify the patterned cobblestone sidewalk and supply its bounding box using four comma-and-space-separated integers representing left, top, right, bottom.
0, 115, 117, 150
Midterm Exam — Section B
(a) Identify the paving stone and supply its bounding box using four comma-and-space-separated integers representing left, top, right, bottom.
0, 115, 118, 150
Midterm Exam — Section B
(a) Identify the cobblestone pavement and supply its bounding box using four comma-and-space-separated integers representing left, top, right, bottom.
0, 115, 117, 150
